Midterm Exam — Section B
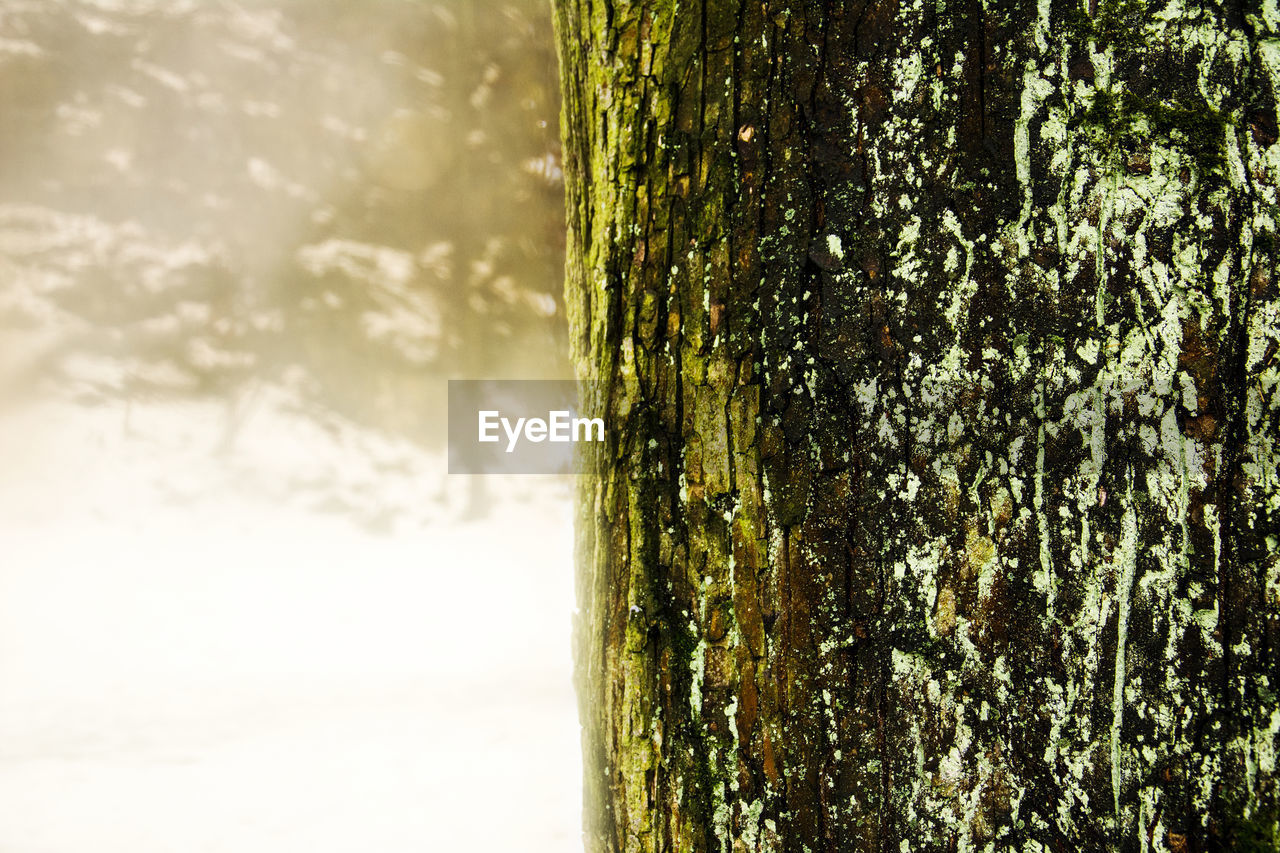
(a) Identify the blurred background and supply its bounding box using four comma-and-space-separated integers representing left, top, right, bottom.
0, 0, 578, 849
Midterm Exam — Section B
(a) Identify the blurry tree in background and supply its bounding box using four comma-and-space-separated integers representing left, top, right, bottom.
0, 11, 583, 851
0, 0, 567, 450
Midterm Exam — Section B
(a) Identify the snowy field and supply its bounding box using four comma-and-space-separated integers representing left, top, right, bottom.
0, 391, 581, 851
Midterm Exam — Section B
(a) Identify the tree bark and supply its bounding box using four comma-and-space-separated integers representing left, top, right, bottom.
553, 1, 1280, 850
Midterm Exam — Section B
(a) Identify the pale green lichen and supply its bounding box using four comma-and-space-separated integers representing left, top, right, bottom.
1110, 490, 1139, 816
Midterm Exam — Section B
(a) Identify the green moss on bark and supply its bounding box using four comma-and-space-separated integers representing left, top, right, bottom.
555, 0, 1280, 850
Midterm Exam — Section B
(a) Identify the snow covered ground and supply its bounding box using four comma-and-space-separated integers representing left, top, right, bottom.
0, 390, 581, 851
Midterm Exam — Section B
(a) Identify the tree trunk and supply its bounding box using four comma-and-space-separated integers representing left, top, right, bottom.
553, 1, 1280, 850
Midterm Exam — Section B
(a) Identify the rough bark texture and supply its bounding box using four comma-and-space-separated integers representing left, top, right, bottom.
554, 1, 1280, 850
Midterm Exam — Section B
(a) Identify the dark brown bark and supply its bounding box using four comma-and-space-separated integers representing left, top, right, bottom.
554, 1, 1280, 850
